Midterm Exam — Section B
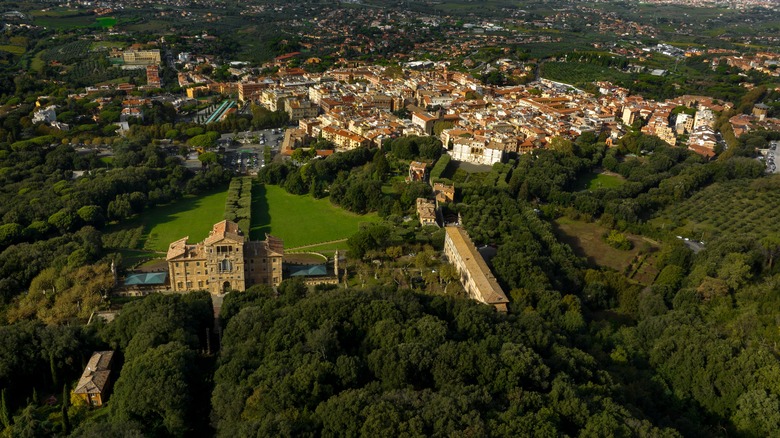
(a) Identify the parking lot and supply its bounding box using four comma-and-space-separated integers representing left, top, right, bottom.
221, 128, 286, 175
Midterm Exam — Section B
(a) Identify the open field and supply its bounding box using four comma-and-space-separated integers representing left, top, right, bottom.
96, 17, 117, 28
652, 177, 780, 240
30, 51, 45, 72
0, 45, 25, 56
103, 188, 229, 252
553, 217, 660, 284
574, 171, 625, 190
251, 184, 379, 249
33, 14, 97, 29
91, 41, 126, 50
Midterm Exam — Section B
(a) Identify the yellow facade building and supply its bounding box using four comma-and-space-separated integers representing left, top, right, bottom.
166, 220, 283, 295
443, 226, 509, 312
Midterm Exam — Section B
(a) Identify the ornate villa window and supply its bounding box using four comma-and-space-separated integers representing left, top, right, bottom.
219, 259, 233, 273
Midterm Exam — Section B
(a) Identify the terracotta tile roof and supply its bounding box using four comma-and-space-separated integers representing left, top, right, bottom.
74, 351, 114, 395
445, 226, 508, 307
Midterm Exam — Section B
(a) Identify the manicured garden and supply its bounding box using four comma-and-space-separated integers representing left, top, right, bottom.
103, 180, 380, 256
103, 188, 229, 252
250, 183, 379, 249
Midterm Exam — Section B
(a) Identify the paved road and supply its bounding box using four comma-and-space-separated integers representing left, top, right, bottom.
677, 236, 705, 254
766, 141, 778, 174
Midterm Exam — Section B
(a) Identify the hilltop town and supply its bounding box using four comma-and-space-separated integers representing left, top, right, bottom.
0, 1, 780, 437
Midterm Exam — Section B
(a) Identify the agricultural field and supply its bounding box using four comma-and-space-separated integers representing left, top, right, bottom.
40, 40, 91, 64
32, 10, 98, 29
553, 217, 660, 284
541, 61, 630, 88
574, 171, 625, 190
250, 183, 379, 250
653, 176, 780, 241
91, 41, 126, 51
102, 188, 229, 253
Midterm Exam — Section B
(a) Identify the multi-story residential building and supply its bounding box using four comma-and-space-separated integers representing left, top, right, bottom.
433, 183, 455, 203
688, 126, 718, 158
443, 226, 509, 312
146, 65, 161, 88
285, 99, 319, 121
238, 81, 272, 102
412, 111, 439, 135
260, 89, 293, 112
166, 220, 284, 295
321, 126, 370, 150
416, 198, 438, 227
694, 109, 716, 130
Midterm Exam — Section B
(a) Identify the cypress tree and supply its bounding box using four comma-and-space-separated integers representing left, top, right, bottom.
50, 353, 58, 389
61, 384, 70, 435
0, 388, 10, 428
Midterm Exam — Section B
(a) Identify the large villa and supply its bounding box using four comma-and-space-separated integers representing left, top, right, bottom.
166, 220, 284, 295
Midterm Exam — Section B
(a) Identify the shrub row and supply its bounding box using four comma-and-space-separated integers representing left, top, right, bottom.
429, 154, 451, 182
224, 178, 253, 235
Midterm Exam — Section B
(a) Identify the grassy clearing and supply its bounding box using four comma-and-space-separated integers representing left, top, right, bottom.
30, 51, 45, 72
251, 183, 379, 249
91, 41, 125, 50
104, 188, 229, 252
0, 45, 25, 55
96, 17, 117, 28
575, 171, 625, 190
553, 217, 659, 283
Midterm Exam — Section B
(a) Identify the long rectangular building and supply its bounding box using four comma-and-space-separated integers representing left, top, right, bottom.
443, 226, 509, 312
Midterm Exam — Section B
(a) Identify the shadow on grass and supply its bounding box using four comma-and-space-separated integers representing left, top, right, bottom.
550, 220, 601, 268
105, 189, 228, 251
249, 182, 271, 240
139, 195, 207, 250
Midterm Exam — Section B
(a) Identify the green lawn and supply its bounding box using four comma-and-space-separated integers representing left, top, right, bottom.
114, 249, 162, 269
96, 17, 117, 28
0, 45, 25, 55
575, 172, 625, 190
251, 183, 379, 249
104, 188, 229, 252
